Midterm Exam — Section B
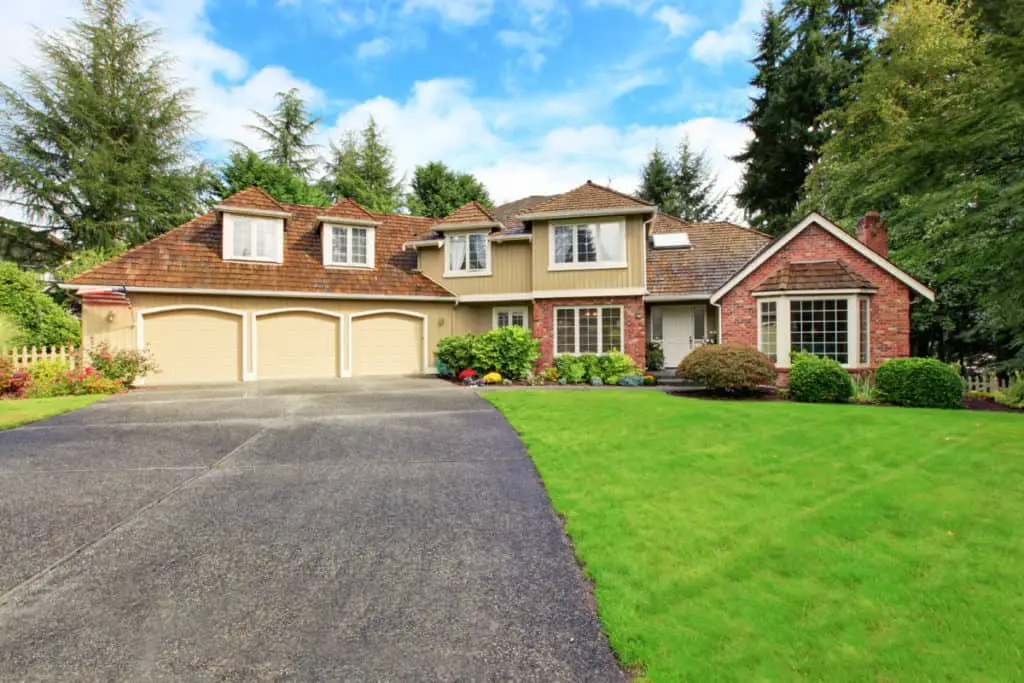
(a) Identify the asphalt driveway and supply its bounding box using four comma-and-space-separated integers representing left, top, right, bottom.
0, 379, 622, 681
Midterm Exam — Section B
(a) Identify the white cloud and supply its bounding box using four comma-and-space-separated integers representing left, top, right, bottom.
653, 6, 696, 36
401, 0, 495, 25
356, 37, 391, 60
691, 0, 766, 65
497, 29, 557, 71
0, 0, 81, 83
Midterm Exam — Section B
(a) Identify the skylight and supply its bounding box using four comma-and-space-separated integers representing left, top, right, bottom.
652, 232, 691, 249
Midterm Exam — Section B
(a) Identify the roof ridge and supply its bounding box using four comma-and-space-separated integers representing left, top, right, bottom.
582, 179, 654, 206
217, 186, 288, 212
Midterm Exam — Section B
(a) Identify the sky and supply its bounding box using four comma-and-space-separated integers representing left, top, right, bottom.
0, 0, 765, 210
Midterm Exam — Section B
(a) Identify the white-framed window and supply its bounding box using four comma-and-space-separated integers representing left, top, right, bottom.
323, 224, 374, 268
550, 220, 626, 270
445, 232, 490, 276
759, 300, 777, 361
791, 299, 849, 364
859, 298, 870, 365
223, 214, 283, 263
493, 307, 529, 329
554, 306, 623, 355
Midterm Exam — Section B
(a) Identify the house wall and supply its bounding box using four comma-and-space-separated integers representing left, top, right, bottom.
453, 302, 534, 336
531, 215, 646, 292
81, 303, 135, 354
532, 296, 646, 370
418, 241, 532, 295
719, 223, 912, 369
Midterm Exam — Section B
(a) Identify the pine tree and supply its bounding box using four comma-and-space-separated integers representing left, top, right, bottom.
321, 118, 403, 213
247, 88, 320, 177
408, 161, 491, 218
213, 149, 329, 207
637, 146, 678, 214
0, 0, 205, 258
673, 138, 727, 221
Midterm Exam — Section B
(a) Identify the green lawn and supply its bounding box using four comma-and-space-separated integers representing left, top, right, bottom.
485, 391, 1024, 682
0, 395, 107, 430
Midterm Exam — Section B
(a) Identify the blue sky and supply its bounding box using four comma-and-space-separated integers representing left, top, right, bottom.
1, 0, 765, 209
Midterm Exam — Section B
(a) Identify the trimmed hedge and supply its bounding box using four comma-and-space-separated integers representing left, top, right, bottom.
788, 352, 854, 403
875, 357, 963, 409
676, 344, 775, 392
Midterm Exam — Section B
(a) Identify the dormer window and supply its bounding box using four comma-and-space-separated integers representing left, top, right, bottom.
445, 232, 490, 276
324, 224, 375, 268
222, 213, 284, 263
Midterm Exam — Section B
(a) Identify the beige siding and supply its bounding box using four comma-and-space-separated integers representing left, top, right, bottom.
81, 304, 134, 355
531, 215, 646, 292
351, 314, 422, 375
418, 241, 532, 296
143, 309, 243, 385
453, 302, 534, 335
255, 311, 340, 379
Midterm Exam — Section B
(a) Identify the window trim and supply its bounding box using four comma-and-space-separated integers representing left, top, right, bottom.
756, 294, 873, 369
553, 305, 625, 355
548, 218, 627, 271
859, 298, 870, 365
492, 306, 530, 330
322, 223, 375, 269
444, 231, 492, 278
222, 213, 284, 264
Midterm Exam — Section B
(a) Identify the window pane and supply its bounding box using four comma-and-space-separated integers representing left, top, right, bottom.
331, 226, 348, 263
232, 218, 252, 257
791, 299, 848, 363
554, 227, 574, 263
859, 299, 869, 364
350, 228, 367, 264
579, 307, 600, 353
595, 223, 623, 262
556, 309, 576, 353
511, 311, 526, 327
468, 233, 487, 270
760, 301, 777, 361
693, 307, 706, 340
448, 235, 467, 271
576, 227, 598, 263
255, 220, 276, 258
601, 308, 622, 352
651, 307, 663, 339
496, 311, 510, 328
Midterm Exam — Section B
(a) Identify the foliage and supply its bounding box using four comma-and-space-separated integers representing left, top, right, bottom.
555, 355, 587, 384
0, 0, 205, 257
246, 88, 320, 177
0, 395, 107, 430
541, 367, 560, 383
852, 373, 877, 404
486, 390, 1024, 681
471, 327, 540, 379
645, 341, 665, 371
435, 334, 477, 375
638, 138, 727, 220
88, 342, 156, 388
457, 368, 477, 381
589, 376, 604, 386
875, 357, 964, 409
618, 375, 644, 386
0, 314, 21, 350
483, 372, 503, 385
24, 362, 123, 398
995, 372, 1024, 408
407, 161, 492, 218
601, 351, 642, 380
643, 374, 657, 386
321, 117, 403, 213
788, 352, 854, 403
211, 149, 329, 207
554, 352, 642, 384
0, 356, 13, 390
675, 344, 776, 393
49, 244, 127, 307
0, 262, 79, 346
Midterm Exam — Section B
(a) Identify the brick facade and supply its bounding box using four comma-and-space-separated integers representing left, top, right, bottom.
532, 296, 646, 370
719, 223, 912, 369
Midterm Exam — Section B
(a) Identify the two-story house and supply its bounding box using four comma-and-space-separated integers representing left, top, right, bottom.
68, 181, 933, 385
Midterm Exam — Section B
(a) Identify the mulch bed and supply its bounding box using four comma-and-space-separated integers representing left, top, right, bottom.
962, 396, 1024, 413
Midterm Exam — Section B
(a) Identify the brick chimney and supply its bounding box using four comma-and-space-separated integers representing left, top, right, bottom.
856, 211, 888, 258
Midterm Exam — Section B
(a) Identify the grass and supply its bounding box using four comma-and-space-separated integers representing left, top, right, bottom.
485, 391, 1024, 682
0, 395, 107, 430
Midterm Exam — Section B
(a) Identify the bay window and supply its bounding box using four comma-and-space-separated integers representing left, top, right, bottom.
224, 214, 283, 262
446, 232, 490, 276
791, 299, 849, 363
555, 306, 623, 355
755, 295, 872, 368
324, 224, 374, 267
551, 220, 625, 269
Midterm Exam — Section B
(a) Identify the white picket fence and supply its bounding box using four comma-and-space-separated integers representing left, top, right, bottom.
5, 345, 79, 369
964, 374, 1010, 393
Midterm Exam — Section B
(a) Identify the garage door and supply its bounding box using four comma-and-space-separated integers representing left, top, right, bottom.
256, 310, 340, 380
143, 308, 243, 385
351, 313, 423, 376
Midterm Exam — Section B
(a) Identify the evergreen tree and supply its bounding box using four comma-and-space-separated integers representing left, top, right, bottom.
247, 88, 320, 177
0, 0, 205, 258
673, 138, 727, 221
321, 118, 403, 213
213, 149, 329, 207
637, 146, 677, 214
408, 161, 491, 218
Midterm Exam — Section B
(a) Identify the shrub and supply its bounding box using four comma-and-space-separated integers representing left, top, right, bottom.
995, 372, 1024, 408
0, 356, 13, 388
482, 372, 503, 384
598, 351, 642, 382
589, 376, 603, 386
541, 367, 559, 383
875, 357, 963, 409
579, 353, 602, 382
89, 342, 156, 388
471, 327, 539, 379
646, 342, 665, 371
457, 368, 476, 381
642, 374, 657, 386
788, 352, 854, 403
852, 374, 877, 404
0, 262, 79, 347
555, 355, 586, 384
25, 360, 74, 398
436, 334, 477, 376
676, 344, 775, 393
618, 375, 644, 386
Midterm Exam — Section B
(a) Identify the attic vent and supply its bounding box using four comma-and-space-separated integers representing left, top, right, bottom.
652, 232, 691, 249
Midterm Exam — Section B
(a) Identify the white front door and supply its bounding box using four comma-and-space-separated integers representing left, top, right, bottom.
661, 306, 695, 368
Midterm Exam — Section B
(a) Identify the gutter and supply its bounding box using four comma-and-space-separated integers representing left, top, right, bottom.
58, 283, 456, 303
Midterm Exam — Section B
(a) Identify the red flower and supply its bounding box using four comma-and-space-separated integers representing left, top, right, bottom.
457, 368, 477, 381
